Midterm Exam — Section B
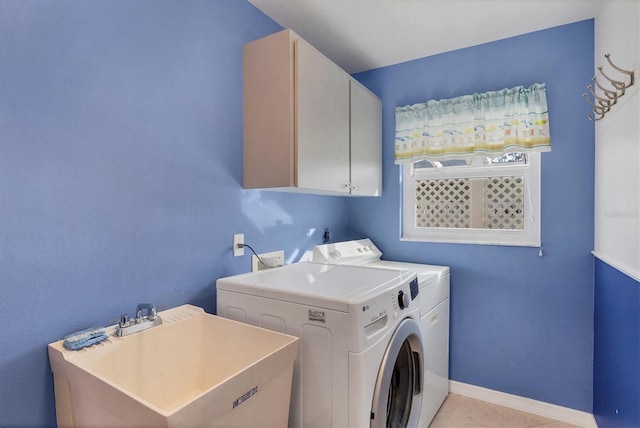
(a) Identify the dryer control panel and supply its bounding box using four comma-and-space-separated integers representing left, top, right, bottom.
313, 239, 382, 265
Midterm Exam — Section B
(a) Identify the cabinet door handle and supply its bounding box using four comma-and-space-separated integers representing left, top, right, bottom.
351, 185, 360, 191
342, 184, 350, 189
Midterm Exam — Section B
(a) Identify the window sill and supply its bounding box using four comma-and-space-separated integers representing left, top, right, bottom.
400, 235, 541, 247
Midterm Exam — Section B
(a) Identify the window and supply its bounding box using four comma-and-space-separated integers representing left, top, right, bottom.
395, 83, 549, 246
401, 152, 540, 246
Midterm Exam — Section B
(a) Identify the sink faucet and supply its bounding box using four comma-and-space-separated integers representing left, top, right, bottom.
136, 303, 157, 321
115, 303, 163, 337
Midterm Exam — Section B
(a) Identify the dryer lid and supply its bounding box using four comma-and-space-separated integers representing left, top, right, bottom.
367, 260, 443, 285
313, 239, 449, 283
216, 262, 416, 313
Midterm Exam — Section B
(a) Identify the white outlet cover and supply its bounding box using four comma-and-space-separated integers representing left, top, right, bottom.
252, 250, 284, 271
233, 234, 244, 257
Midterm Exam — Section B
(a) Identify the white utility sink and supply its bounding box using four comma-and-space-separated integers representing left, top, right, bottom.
48, 304, 299, 427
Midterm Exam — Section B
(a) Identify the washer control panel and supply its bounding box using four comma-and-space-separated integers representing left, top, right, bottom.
362, 275, 419, 338
398, 278, 419, 309
397, 290, 410, 309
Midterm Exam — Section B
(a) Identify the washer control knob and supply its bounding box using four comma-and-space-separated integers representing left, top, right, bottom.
397, 290, 410, 310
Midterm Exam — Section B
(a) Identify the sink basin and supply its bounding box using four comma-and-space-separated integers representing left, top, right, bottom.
48, 304, 299, 427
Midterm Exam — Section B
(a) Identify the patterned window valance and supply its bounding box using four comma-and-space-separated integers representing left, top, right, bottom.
395, 83, 550, 164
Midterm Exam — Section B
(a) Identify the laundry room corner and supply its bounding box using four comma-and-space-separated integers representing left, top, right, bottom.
349, 20, 595, 413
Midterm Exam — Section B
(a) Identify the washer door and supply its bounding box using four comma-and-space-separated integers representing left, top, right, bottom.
370, 318, 423, 428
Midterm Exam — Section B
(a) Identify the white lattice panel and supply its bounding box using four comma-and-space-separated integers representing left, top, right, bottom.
416, 179, 472, 228
484, 177, 524, 229
416, 176, 524, 230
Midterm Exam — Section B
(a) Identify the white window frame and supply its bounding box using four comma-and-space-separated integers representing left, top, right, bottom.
401, 153, 541, 247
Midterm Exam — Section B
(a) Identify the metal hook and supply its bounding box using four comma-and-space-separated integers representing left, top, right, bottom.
605, 53, 635, 86
598, 66, 627, 91
593, 76, 619, 100
583, 93, 610, 115
587, 112, 605, 121
587, 85, 614, 108
584, 54, 635, 121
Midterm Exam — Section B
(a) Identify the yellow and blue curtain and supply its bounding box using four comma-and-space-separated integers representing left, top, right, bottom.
395, 83, 550, 163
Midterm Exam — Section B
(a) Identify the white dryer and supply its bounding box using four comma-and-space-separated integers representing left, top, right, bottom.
313, 239, 450, 427
217, 262, 423, 428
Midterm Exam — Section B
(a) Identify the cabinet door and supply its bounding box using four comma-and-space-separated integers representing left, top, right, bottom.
243, 30, 295, 189
296, 39, 351, 193
350, 81, 382, 196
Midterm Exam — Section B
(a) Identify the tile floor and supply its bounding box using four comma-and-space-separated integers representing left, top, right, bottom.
429, 394, 579, 428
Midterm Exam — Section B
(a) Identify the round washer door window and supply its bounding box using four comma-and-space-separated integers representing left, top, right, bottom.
370, 318, 423, 428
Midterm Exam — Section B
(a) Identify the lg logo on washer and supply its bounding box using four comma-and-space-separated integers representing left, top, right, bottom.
362, 305, 389, 323
365, 307, 388, 325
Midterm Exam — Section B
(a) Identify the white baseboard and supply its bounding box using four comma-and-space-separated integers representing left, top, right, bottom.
449, 380, 598, 428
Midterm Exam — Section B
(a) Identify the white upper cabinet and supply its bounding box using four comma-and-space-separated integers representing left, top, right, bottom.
296, 38, 351, 194
243, 29, 382, 196
350, 80, 382, 196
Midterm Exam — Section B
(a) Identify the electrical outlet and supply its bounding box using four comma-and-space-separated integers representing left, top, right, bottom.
252, 250, 284, 271
233, 234, 244, 257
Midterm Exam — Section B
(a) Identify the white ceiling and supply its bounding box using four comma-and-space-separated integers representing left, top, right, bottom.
248, 0, 605, 74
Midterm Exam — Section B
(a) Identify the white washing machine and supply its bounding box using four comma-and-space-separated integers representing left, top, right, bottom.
313, 239, 450, 427
217, 262, 424, 428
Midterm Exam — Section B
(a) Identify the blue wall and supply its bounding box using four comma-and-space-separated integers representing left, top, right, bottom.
593, 259, 640, 427
0, 2, 601, 425
351, 21, 595, 412
0, 1, 350, 426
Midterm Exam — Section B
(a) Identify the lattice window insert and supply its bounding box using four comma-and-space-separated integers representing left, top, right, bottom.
415, 176, 524, 229
416, 179, 472, 228
484, 177, 524, 229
